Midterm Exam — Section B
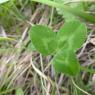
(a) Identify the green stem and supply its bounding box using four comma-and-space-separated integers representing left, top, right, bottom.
0, 37, 15, 41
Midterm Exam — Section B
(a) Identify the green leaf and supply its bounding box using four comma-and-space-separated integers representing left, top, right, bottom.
29, 25, 57, 55
52, 20, 86, 76
52, 48, 80, 76
57, 20, 87, 51
16, 88, 24, 95
55, 0, 84, 22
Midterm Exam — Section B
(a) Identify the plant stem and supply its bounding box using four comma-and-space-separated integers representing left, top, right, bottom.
71, 78, 91, 95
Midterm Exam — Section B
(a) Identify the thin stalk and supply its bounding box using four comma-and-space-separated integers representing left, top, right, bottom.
49, 0, 55, 26
40, 54, 49, 95
71, 78, 91, 95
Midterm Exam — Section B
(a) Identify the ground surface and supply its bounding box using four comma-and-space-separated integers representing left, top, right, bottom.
0, 1, 95, 95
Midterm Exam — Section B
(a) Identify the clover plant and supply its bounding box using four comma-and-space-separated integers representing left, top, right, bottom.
29, 20, 87, 76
